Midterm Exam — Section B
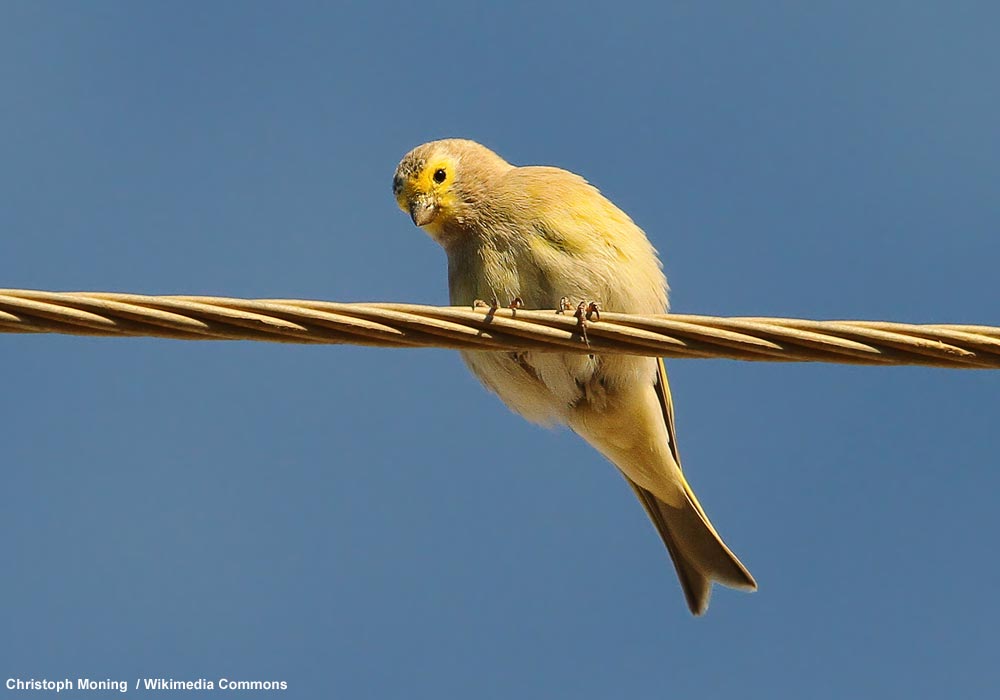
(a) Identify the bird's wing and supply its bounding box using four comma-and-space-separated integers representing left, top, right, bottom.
653, 357, 712, 522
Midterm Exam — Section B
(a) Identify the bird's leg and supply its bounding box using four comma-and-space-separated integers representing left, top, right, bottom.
571, 300, 601, 356
475, 296, 521, 310
557, 296, 573, 314
573, 301, 592, 349
474, 295, 522, 319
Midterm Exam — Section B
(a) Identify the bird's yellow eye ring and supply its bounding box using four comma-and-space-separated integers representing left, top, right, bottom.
433, 168, 447, 184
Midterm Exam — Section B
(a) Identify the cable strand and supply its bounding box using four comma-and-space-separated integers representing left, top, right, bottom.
2, 289, 997, 369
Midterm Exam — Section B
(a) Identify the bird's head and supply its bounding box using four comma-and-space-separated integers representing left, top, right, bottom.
393, 139, 511, 244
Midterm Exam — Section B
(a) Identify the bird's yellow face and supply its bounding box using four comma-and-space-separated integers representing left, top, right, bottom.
392, 150, 461, 235
394, 139, 514, 246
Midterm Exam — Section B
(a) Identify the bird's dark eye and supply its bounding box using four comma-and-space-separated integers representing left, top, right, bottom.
433, 168, 447, 184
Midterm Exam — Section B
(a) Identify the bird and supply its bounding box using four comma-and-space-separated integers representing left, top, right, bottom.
392, 138, 756, 614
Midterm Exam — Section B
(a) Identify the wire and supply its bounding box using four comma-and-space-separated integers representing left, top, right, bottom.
2, 289, 998, 368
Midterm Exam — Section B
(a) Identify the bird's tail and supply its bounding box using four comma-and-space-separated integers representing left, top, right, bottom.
641, 357, 755, 614
627, 478, 756, 615
569, 358, 755, 614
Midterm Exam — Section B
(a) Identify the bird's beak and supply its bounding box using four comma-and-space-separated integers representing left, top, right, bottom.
409, 198, 437, 227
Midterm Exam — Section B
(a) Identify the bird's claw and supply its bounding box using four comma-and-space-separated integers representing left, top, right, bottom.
473, 296, 502, 311
573, 300, 601, 321
572, 300, 601, 349
558, 297, 600, 320
474, 296, 522, 314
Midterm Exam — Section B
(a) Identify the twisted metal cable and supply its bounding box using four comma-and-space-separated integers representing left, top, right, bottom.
2, 288, 999, 369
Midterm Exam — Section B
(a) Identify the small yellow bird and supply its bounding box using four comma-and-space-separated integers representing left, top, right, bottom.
393, 139, 756, 614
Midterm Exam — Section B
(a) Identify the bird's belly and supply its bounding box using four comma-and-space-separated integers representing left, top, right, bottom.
460, 349, 656, 427
459, 350, 596, 426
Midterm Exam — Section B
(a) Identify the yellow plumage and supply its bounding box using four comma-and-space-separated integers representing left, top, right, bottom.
393, 138, 756, 614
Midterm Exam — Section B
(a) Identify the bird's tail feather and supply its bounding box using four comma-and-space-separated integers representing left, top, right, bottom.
641, 357, 756, 614
628, 479, 756, 615
570, 358, 756, 614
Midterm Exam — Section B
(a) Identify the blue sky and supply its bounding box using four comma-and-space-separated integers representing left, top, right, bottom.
2, 2, 999, 698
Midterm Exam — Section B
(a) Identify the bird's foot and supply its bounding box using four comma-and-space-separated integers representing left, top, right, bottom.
572, 300, 601, 351
473, 297, 522, 315
472, 297, 502, 312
